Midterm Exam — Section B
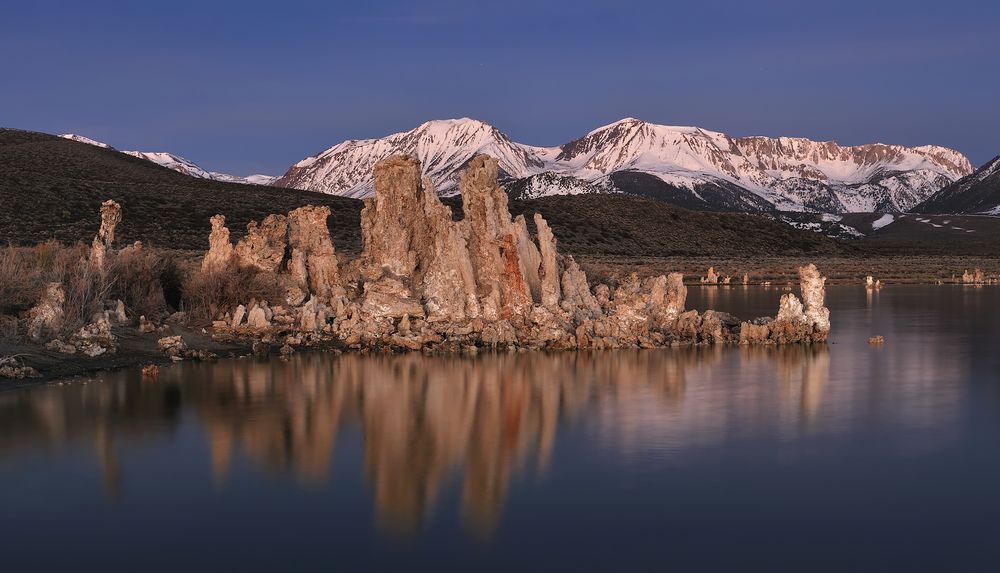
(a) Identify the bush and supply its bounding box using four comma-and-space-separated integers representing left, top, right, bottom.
106, 246, 180, 322
0, 244, 45, 314
0, 241, 185, 338
181, 264, 284, 321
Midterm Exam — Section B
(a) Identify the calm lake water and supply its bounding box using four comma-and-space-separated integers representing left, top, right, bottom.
2, 285, 1000, 571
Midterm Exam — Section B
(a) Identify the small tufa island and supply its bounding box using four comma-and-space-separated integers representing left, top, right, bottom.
9, 154, 830, 376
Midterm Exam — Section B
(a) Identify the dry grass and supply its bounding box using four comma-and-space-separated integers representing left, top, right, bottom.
0, 242, 185, 339
181, 263, 284, 321
106, 246, 182, 321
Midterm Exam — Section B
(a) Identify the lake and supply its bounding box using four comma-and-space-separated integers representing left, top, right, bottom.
2, 285, 999, 571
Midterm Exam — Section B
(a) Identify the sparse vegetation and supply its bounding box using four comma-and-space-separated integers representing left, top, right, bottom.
0, 242, 182, 338
181, 264, 284, 321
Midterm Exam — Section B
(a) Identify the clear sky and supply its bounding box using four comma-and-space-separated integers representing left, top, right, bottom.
2, 0, 998, 176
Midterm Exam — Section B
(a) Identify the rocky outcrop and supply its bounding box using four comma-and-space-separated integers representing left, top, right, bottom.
287, 206, 341, 299
234, 215, 288, 273
70, 315, 117, 357
27, 283, 65, 341
199, 153, 831, 351
460, 156, 534, 320
90, 199, 122, 272
202, 215, 235, 272
962, 268, 985, 285
700, 267, 720, 285
737, 264, 831, 345
534, 214, 561, 308
799, 264, 830, 341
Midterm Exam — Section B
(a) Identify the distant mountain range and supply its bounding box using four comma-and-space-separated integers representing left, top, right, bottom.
58, 134, 277, 186
273, 118, 973, 214
60, 119, 996, 217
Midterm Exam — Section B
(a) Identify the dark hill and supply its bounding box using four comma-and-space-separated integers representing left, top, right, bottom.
0, 129, 363, 251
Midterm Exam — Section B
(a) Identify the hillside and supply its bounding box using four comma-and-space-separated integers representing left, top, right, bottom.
0, 129, 362, 252
913, 156, 1000, 214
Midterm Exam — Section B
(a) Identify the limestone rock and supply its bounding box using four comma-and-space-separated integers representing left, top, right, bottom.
513, 215, 542, 302
235, 215, 288, 273
701, 266, 720, 285
188, 152, 835, 351
560, 256, 601, 318
362, 156, 429, 279
800, 264, 831, 341
231, 305, 246, 328
202, 214, 235, 272
460, 155, 532, 320
27, 282, 65, 341
0, 356, 39, 379
90, 199, 122, 271
246, 304, 271, 329
158, 335, 187, 358
110, 300, 128, 324
421, 182, 480, 322
70, 315, 117, 357
361, 278, 425, 319
534, 213, 561, 308
287, 206, 340, 298
739, 321, 770, 344
298, 296, 330, 332
769, 293, 812, 344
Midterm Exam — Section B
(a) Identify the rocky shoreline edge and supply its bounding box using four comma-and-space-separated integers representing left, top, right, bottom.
3, 154, 833, 383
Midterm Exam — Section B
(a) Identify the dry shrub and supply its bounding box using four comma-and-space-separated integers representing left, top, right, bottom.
1, 241, 184, 338
181, 263, 283, 321
50, 244, 109, 332
106, 247, 180, 322
0, 244, 45, 313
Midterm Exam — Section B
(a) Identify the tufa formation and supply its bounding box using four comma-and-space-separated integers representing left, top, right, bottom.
198, 154, 831, 351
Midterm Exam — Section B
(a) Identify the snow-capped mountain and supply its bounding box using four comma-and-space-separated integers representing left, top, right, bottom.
913, 155, 1000, 215
276, 119, 544, 198
59, 134, 277, 186
273, 118, 972, 214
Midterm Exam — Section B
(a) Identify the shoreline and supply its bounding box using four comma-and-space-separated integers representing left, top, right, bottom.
4, 281, 994, 392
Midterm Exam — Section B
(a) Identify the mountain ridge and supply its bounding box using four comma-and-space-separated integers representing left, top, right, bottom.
59, 134, 277, 186
273, 117, 972, 214
913, 156, 1000, 215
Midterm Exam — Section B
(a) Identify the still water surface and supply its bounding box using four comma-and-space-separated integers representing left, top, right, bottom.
2, 286, 999, 571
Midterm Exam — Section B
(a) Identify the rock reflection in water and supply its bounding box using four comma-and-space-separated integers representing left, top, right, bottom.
0, 338, 964, 537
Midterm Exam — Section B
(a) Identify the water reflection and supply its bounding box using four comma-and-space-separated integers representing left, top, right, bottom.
0, 323, 972, 540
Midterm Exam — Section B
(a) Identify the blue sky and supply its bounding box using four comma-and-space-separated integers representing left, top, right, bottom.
2, 0, 998, 176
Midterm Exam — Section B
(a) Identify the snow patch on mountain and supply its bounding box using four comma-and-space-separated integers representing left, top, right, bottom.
60, 134, 276, 186
60, 133, 112, 149
281, 118, 543, 198
871, 214, 895, 230
275, 117, 971, 213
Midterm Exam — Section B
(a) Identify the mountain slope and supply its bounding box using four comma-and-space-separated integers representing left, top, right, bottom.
59, 134, 277, 186
4, 129, 360, 251
274, 117, 971, 213
912, 156, 1000, 214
